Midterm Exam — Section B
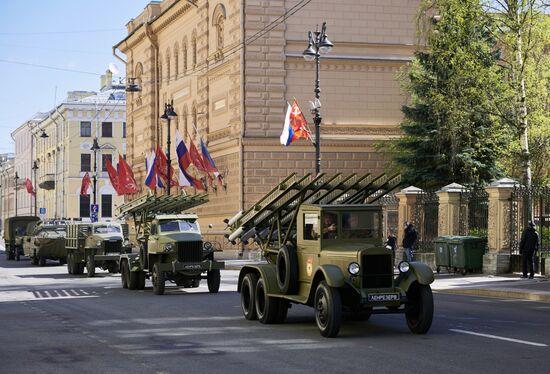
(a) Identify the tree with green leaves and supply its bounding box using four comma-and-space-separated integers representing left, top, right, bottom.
390, 0, 509, 189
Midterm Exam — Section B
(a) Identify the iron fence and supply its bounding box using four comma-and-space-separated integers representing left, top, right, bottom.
412, 191, 439, 253
459, 186, 489, 237
377, 192, 399, 238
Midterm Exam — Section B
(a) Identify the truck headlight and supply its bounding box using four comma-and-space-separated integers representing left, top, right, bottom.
96, 240, 102, 247
348, 262, 360, 275
164, 243, 174, 251
398, 261, 410, 273
123, 239, 129, 247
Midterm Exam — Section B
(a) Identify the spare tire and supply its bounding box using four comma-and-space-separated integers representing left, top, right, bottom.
276, 245, 298, 294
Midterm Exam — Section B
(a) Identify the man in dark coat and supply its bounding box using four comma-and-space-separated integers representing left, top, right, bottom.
519, 221, 540, 279
402, 221, 417, 261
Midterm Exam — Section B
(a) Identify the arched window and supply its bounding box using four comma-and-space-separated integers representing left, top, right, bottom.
192, 32, 197, 67
212, 4, 227, 51
182, 37, 188, 72
165, 47, 171, 83
173, 42, 179, 78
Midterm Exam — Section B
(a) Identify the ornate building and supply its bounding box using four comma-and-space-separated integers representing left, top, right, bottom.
114, 0, 418, 229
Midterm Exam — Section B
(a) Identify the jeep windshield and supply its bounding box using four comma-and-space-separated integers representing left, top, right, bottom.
93, 225, 121, 234
159, 220, 199, 233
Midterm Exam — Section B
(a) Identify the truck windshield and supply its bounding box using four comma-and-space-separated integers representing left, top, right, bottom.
342, 211, 381, 239
93, 225, 121, 234
159, 220, 199, 233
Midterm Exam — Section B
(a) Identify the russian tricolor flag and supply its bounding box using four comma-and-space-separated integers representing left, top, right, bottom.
279, 103, 294, 146
280, 100, 311, 146
144, 151, 157, 190
175, 129, 204, 190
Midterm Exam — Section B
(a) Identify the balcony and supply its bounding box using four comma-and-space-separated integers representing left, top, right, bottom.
38, 174, 55, 190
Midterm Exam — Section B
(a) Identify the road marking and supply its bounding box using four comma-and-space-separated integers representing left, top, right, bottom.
449, 329, 548, 347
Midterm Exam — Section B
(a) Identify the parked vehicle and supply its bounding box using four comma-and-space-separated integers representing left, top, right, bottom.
117, 193, 224, 295
3, 216, 40, 261
228, 173, 434, 337
23, 222, 67, 266
65, 222, 130, 276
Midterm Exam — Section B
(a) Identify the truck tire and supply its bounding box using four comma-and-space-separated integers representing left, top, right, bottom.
31, 252, 39, 266
67, 253, 73, 274
16, 250, 20, 261
276, 245, 298, 294
137, 272, 146, 290
121, 260, 129, 289
275, 300, 289, 323
76, 262, 85, 275
405, 283, 433, 334
86, 254, 95, 277
255, 277, 280, 324
207, 269, 221, 293
128, 269, 139, 290
39, 256, 46, 267
241, 273, 259, 320
314, 281, 342, 337
152, 263, 165, 295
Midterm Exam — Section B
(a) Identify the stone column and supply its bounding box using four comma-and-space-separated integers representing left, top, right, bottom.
484, 178, 516, 275
436, 183, 464, 236
396, 186, 423, 263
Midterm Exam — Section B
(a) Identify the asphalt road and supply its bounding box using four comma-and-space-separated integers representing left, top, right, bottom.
1, 255, 549, 374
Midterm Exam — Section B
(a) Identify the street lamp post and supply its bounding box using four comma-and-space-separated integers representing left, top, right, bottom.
31, 160, 39, 216
14, 171, 19, 217
302, 22, 333, 175
160, 101, 177, 196
90, 138, 101, 206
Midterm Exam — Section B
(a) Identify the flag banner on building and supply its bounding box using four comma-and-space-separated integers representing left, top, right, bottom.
200, 138, 223, 186
154, 144, 177, 187
280, 99, 312, 146
80, 172, 91, 195
188, 136, 209, 173
117, 154, 139, 195
145, 151, 159, 190
175, 129, 205, 190
105, 159, 120, 193
25, 178, 35, 196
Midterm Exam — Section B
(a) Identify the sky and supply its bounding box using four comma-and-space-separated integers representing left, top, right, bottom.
0, 0, 151, 154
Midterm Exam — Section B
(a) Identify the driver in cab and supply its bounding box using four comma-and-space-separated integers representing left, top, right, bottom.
322, 213, 337, 239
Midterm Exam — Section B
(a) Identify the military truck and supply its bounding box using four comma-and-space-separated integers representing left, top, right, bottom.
65, 221, 129, 276
23, 222, 67, 266
227, 173, 434, 337
117, 193, 224, 295
3, 216, 40, 261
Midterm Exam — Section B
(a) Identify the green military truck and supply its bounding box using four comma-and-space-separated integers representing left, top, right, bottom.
117, 193, 225, 295
23, 222, 67, 266
65, 221, 130, 276
3, 216, 40, 261
228, 173, 434, 337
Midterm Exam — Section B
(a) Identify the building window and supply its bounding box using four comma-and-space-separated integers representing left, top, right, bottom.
122, 122, 126, 138
80, 194, 90, 218
81, 154, 91, 172
101, 194, 112, 218
192, 35, 197, 66
174, 43, 179, 78
102, 154, 112, 172
80, 121, 92, 137
102, 122, 112, 137
183, 43, 187, 72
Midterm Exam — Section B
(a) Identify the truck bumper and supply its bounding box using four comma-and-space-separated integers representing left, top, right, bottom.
158, 260, 225, 273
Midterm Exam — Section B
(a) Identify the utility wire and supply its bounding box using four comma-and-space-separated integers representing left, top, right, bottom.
0, 59, 101, 76
0, 28, 124, 36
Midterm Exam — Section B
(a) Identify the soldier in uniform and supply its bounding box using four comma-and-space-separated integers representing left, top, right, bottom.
519, 220, 540, 279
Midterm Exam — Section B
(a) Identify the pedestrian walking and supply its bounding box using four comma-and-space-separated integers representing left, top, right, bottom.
402, 221, 417, 262
519, 220, 540, 279
385, 231, 397, 265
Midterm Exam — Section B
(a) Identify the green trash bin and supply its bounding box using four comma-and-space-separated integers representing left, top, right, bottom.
448, 236, 487, 275
434, 236, 453, 274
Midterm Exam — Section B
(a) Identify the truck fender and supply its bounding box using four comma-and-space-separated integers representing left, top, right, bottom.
238, 264, 278, 294
396, 261, 434, 292
314, 265, 346, 288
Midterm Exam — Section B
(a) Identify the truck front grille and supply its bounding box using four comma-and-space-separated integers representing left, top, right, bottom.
104, 241, 122, 254
177, 241, 203, 263
361, 254, 393, 288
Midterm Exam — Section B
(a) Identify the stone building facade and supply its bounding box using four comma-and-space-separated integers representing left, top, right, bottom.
115, 0, 419, 229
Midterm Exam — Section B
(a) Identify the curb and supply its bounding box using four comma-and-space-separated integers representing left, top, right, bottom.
435, 288, 550, 303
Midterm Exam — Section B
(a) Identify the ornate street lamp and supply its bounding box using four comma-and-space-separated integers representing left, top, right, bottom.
302, 22, 333, 175
160, 101, 177, 195
90, 138, 101, 206
31, 160, 38, 216
14, 171, 19, 217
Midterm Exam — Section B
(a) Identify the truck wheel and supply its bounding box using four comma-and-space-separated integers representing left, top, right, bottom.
121, 260, 129, 289
275, 300, 289, 323
137, 272, 146, 290
16, 251, 20, 261
67, 253, 73, 274
255, 277, 279, 324
241, 273, 258, 320
405, 283, 433, 334
39, 256, 46, 267
31, 254, 39, 266
276, 245, 298, 294
207, 269, 221, 293
77, 262, 85, 275
152, 263, 165, 295
314, 281, 342, 337
86, 254, 95, 277
128, 269, 139, 290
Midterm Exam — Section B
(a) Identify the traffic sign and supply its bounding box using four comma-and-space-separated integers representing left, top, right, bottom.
90, 204, 99, 222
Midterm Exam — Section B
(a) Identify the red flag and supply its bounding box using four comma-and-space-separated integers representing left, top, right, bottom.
25, 178, 35, 196
117, 154, 139, 194
188, 137, 209, 173
105, 159, 121, 194
80, 172, 91, 195
289, 99, 311, 140
154, 144, 177, 187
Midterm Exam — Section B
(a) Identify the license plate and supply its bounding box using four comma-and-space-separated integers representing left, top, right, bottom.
367, 293, 400, 302
183, 264, 202, 270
